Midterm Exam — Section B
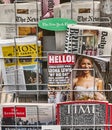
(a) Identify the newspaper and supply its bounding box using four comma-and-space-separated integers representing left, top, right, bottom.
107, 48, 112, 102
64, 24, 112, 56
54, 1, 100, 25
54, 1, 101, 51
0, 2, 41, 39
1, 103, 55, 130
100, 0, 112, 27
0, 36, 42, 92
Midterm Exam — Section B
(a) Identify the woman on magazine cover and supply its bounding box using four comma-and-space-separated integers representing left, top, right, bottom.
71, 56, 107, 101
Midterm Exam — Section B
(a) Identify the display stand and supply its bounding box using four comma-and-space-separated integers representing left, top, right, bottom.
0, 0, 112, 130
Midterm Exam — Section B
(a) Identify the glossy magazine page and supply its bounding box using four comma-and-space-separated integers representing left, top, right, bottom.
47, 53, 109, 103
47, 53, 76, 103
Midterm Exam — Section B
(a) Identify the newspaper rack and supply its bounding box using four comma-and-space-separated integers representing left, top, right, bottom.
0, 0, 112, 130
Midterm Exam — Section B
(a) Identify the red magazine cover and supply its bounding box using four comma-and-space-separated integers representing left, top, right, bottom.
56, 100, 108, 130
108, 103, 112, 130
48, 53, 76, 103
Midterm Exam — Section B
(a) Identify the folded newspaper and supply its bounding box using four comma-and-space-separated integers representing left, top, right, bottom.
54, 1, 100, 24
1, 103, 56, 130
100, 0, 112, 27
0, 2, 41, 39
0, 36, 42, 92
54, 0, 100, 51
64, 24, 112, 56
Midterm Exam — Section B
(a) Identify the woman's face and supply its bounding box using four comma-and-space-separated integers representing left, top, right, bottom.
80, 58, 93, 74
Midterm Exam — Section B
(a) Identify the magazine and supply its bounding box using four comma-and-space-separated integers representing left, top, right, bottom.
48, 53, 76, 103
70, 54, 109, 101
108, 103, 112, 130
0, 2, 41, 39
41, 0, 60, 19
64, 24, 112, 56
56, 100, 109, 130
1, 103, 55, 130
0, 36, 42, 92
47, 53, 109, 103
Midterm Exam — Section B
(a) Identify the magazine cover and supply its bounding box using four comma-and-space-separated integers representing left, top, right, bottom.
64, 24, 112, 56
108, 103, 112, 130
47, 53, 109, 103
48, 53, 76, 103
41, 0, 60, 19
70, 54, 109, 101
0, 2, 41, 39
56, 101, 109, 130
1, 103, 55, 130
0, 36, 42, 92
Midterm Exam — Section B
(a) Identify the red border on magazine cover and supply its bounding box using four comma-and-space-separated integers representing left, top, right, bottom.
56, 100, 108, 129
108, 103, 112, 130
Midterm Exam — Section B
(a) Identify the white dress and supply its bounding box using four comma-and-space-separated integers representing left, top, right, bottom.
74, 86, 97, 100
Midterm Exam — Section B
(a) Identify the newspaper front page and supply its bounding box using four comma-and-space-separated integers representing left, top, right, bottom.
64, 24, 112, 56
0, 36, 42, 92
0, 2, 41, 39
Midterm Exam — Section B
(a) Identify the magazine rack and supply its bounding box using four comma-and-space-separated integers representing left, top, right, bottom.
0, 0, 112, 129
